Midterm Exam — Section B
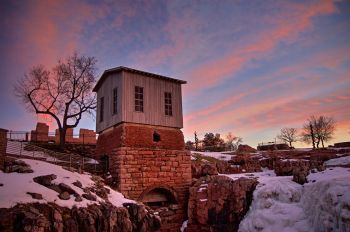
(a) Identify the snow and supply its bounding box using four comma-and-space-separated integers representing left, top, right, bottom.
0, 159, 133, 208
180, 220, 188, 232
192, 151, 235, 161
325, 156, 350, 166
224, 167, 350, 232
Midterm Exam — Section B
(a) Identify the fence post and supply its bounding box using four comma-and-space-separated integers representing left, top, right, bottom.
20, 141, 22, 156
82, 157, 85, 171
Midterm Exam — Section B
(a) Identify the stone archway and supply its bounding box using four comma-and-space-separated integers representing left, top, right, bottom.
138, 185, 178, 208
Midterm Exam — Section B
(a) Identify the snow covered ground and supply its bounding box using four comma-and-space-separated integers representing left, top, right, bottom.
0, 159, 133, 208
191, 151, 235, 161
224, 161, 350, 232
325, 155, 350, 166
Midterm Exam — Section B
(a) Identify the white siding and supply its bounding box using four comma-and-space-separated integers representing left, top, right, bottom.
96, 71, 184, 133
96, 73, 123, 133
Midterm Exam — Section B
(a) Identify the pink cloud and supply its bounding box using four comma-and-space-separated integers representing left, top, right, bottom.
185, 0, 338, 93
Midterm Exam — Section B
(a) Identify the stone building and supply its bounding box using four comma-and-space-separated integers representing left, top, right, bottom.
30, 122, 96, 144
93, 66, 191, 231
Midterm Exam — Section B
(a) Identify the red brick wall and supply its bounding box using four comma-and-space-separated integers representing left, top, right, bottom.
109, 148, 192, 232
96, 123, 190, 231
95, 123, 185, 157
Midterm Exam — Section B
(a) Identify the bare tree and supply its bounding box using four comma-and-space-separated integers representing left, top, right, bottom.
277, 128, 298, 148
194, 131, 199, 151
301, 115, 335, 149
15, 53, 97, 149
316, 116, 336, 148
226, 132, 243, 151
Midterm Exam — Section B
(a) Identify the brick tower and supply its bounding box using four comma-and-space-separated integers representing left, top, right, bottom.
93, 67, 191, 231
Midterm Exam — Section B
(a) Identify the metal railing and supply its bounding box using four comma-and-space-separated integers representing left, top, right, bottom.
6, 130, 98, 145
5, 139, 106, 174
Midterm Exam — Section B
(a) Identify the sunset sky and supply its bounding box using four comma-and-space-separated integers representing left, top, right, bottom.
0, 0, 349, 147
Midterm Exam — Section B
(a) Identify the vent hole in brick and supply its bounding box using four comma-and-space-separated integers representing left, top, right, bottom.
153, 131, 161, 142
141, 188, 176, 209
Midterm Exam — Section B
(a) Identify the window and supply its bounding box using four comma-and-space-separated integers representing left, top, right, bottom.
113, 87, 118, 115
135, 86, 144, 112
164, 92, 172, 116
100, 97, 104, 122
153, 131, 161, 142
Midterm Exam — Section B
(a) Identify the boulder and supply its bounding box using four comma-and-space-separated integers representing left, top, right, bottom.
82, 193, 97, 201
237, 144, 257, 153
72, 180, 83, 188
186, 175, 258, 232
58, 183, 76, 195
0, 202, 161, 232
293, 166, 309, 185
33, 174, 57, 187
58, 192, 70, 200
191, 162, 218, 178
274, 159, 310, 176
3, 159, 33, 173
26, 192, 43, 200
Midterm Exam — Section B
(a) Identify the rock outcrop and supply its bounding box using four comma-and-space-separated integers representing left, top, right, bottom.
3, 159, 33, 173
0, 202, 161, 232
186, 175, 258, 232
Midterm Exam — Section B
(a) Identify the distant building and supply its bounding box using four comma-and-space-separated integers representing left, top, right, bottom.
257, 142, 290, 151
93, 66, 191, 231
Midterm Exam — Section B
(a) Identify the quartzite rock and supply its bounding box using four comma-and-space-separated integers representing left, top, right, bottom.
33, 174, 57, 186
186, 175, 258, 232
26, 192, 43, 200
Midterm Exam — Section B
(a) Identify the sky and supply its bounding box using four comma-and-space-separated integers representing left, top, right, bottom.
0, 0, 350, 148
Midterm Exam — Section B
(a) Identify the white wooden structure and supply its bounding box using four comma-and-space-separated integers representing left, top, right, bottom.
93, 67, 186, 133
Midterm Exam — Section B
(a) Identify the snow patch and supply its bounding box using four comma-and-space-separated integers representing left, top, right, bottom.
0, 159, 133, 208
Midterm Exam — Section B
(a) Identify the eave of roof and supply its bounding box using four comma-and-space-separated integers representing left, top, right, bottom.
93, 66, 187, 92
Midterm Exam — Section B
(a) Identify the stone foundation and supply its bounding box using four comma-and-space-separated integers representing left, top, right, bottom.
109, 147, 191, 232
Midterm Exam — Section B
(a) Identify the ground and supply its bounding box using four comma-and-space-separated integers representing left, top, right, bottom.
0, 158, 133, 209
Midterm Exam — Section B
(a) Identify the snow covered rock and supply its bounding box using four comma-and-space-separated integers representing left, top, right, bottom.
186, 175, 257, 232
0, 202, 161, 232
0, 158, 161, 231
225, 167, 350, 232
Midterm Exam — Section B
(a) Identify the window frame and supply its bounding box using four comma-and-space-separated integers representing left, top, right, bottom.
99, 96, 104, 122
164, 92, 173, 116
134, 86, 144, 112
112, 87, 118, 115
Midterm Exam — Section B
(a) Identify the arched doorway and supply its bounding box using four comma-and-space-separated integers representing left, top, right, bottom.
139, 186, 178, 209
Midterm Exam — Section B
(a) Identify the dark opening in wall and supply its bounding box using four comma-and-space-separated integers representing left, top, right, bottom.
141, 187, 177, 209
153, 131, 161, 142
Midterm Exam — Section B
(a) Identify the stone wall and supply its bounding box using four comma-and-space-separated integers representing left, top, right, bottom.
96, 123, 185, 157
108, 147, 191, 232
31, 123, 49, 142
0, 128, 8, 155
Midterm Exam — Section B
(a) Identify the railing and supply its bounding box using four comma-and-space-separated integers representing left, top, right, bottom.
6, 130, 98, 145
5, 139, 106, 174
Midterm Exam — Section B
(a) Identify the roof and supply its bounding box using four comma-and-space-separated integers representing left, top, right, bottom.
93, 66, 187, 92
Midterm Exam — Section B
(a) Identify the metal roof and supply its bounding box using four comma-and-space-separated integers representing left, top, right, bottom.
93, 66, 187, 92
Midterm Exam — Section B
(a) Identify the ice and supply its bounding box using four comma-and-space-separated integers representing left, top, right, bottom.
225, 167, 350, 232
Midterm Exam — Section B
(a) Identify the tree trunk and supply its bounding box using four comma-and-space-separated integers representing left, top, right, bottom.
59, 128, 66, 150
289, 141, 292, 148
310, 124, 316, 149
321, 138, 325, 148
